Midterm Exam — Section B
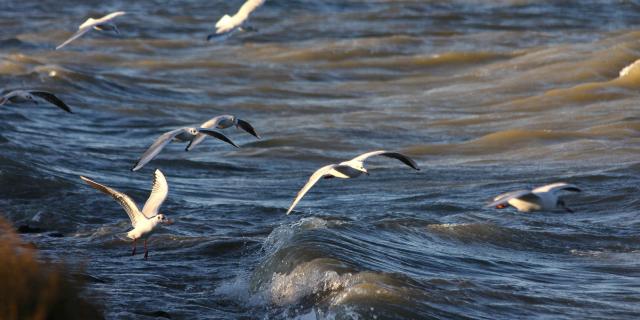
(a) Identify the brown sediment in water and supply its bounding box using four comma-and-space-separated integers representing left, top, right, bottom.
0, 218, 103, 320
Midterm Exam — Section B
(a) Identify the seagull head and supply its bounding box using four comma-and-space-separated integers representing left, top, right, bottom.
156, 214, 174, 225
495, 203, 508, 209
358, 166, 369, 175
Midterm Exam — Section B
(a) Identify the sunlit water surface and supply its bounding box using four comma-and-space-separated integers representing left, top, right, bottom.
2, 1, 640, 319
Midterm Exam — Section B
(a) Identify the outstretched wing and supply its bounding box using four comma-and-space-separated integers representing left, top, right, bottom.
351, 150, 420, 171
286, 164, 336, 215
235, 0, 266, 20
199, 115, 226, 129
193, 128, 239, 148
132, 128, 184, 171
80, 176, 143, 227
141, 169, 168, 218
237, 119, 261, 139
56, 25, 93, 50
486, 189, 540, 208
29, 91, 72, 113
532, 182, 581, 194
98, 11, 126, 23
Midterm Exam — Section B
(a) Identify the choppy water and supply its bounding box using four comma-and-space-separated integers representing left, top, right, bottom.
2, 1, 640, 319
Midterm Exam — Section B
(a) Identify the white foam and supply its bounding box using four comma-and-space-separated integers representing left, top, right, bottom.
619, 59, 640, 78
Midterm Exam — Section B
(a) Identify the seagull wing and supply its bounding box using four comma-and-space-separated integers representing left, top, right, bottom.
192, 128, 239, 148
132, 128, 185, 172
286, 164, 336, 215
235, 0, 266, 20
141, 169, 168, 218
0, 90, 19, 105
97, 11, 127, 23
199, 115, 226, 129
56, 25, 93, 50
486, 189, 540, 208
29, 91, 72, 113
532, 182, 581, 194
351, 150, 420, 170
237, 118, 261, 139
80, 176, 144, 227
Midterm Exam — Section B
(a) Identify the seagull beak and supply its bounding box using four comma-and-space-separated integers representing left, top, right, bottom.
495, 204, 507, 209
164, 218, 174, 225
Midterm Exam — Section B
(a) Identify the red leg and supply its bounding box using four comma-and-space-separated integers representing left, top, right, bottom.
144, 239, 148, 260
131, 238, 137, 256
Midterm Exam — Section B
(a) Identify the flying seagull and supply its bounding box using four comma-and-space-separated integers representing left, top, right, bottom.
186, 114, 260, 151
56, 11, 126, 50
487, 182, 581, 213
80, 169, 173, 259
207, 0, 265, 40
0, 90, 72, 113
132, 127, 239, 172
286, 150, 420, 215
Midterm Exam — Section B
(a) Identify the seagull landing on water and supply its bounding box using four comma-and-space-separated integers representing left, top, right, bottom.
0, 90, 72, 113
286, 150, 420, 215
186, 114, 260, 151
56, 11, 126, 50
207, 0, 265, 40
80, 169, 173, 260
487, 182, 581, 213
131, 127, 239, 172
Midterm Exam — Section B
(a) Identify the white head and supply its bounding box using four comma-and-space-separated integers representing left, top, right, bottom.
353, 162, 368, 175
188, 127, 199, 135
155, 213, 173, 225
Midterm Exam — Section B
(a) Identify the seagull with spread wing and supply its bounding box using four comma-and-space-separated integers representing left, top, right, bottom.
487, 182, 581, 213
186, 114, 260, 151
131, 127, 239, 172
286, 150, 420, 215
56, 11, 126, 50
80, 169, 173, 259
0, 89, 72, 113
207, 0, 265, 40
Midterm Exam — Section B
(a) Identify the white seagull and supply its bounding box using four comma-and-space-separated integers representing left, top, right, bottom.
56, 11, 126, 50
487, 182, 581, 213
132, 127, 239, 172
186, 114, 260, 151
80, 169, 173, 259
286, 150, 420, 215
207, 0, 265, 40
0, 89, 72, 113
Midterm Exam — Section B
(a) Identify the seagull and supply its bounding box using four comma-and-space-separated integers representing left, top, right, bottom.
286, 150, 420, 215
186, 115, 260, 151
487, 182, 581, 213
80, 169, 173, 259
0, 90, 72, 113
56, 11, 126, 50
132, 127, 239, 172
207, 0, 265, 40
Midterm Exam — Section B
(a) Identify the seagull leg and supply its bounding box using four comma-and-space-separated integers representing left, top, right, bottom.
131, 238, 137, 256
144, 239, 148, 260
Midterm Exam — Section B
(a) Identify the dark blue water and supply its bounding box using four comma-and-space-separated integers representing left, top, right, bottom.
2, 1, 640, 319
